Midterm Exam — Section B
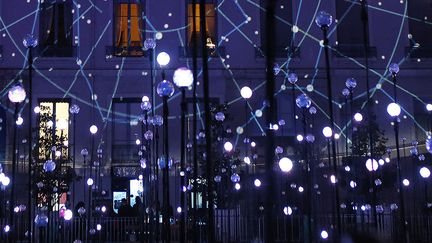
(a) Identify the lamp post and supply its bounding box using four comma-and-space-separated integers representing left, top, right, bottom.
157, 79, 175, 243
419, 167, 430, 210
296, 93, 313, 243
173, 67, 193, 243
322, 126, 337, 236
316, 11, 341, 235
23, 34, 38, 242
387, 63, 408, 242
8, 83, 26, 238
69, 104, 80, 208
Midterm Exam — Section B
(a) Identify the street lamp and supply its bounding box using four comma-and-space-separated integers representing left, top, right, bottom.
23, 35, 38, 235
420, 167, 430, 213
8, 83, 26, 235
387, 63, 407, 241
157, 79, 175, 242
173, 67, 193, 243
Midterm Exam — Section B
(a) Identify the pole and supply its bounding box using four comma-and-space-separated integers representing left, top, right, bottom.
199, 1, 215, 241
9, 104, 19, 241
264, 1, 277, 242
27, 47, 34, 242
191, 0, 199, 241
179, 89, 186, 243
394, 120, 408, 242
361, 0, 378, 228
302, 109, 312, 243
322, 26, 341, 236
162, 97, 171, 243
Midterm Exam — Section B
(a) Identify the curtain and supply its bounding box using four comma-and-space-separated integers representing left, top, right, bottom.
115, 2, 143, 48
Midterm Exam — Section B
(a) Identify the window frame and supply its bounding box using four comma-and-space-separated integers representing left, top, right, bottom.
334, 0, 376, 58
183, 0, 219, 57
112, 0, 146, 57
37, 98, 71, 162
38, 0, 74, 57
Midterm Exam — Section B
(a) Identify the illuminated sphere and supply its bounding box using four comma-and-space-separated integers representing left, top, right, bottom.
254, 179, 261, 187
279, 157, 293, 173
8, 84, 26, 103
354, 113, 363, 122
402, 179, 410, 186
96, 224, 102, 231
420, 167, 431, 179
176, 207, 182, 214
144, 130, 153, 140
69, 104, 80, 114
153, 115, 164, 126
16, 116, 24, 126
34, 106, 40, 114
140, 101, 152, 111
157, 80, 175, 97
3, 225, 10, 233
243, 156, 251, 165
287, 72, 298, 84
140, 158, 147, 169
224, 141, 233, 152
215, 112, 225, 122
283, 206, 293, 216
387, 103, 401, 117
143, 38, 156, 50
295, 94, 311, 109
23, 34, 38, 48
309, 106, 317, 115
64, 209, 73, 221
296, 134, 304, 142
173, 67, 194, 88
43, 160, 56, 172
231, 173, 240, 183
234, 183, 241, 190
81, 148, 89, 157
426, 137, 432, 154
57, 119, 68, 130
240, 86, 253, 99
156, 52, 170, 66
426, 104, 432, 112
90, 125, 98, 134
365, 158, 378, 172
78, 207, 86, 215
1, 176, 10, 186
322, 126, 333, 138
345, 78, 357, 90
306, 134, 315, 143
315, 11, 333, 28
342, 88, 350, 97
320, 230, 329, 239
34, 214, 49, 227
214, 175, 222, 183
273, 63, 281, 75
388, 63, 400, 74
87, 178, 94, 186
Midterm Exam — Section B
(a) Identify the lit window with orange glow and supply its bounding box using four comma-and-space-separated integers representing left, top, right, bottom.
114, 1, 144, 56
187, 2, 217, 49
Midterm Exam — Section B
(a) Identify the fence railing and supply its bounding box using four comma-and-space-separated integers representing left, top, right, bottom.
0, 212, 431, 242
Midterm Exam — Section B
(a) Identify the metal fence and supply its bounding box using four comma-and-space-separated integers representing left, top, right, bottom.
0, 212, 431, 242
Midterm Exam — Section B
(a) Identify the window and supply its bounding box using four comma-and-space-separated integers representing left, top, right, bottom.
186, 1, 217, 52
335, 0, 375, 57
39, 0, 73, 57
260, 0, 294, 58
114, 0, 144, 57
407, 1, 432, 57
38, 100, 70, 161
